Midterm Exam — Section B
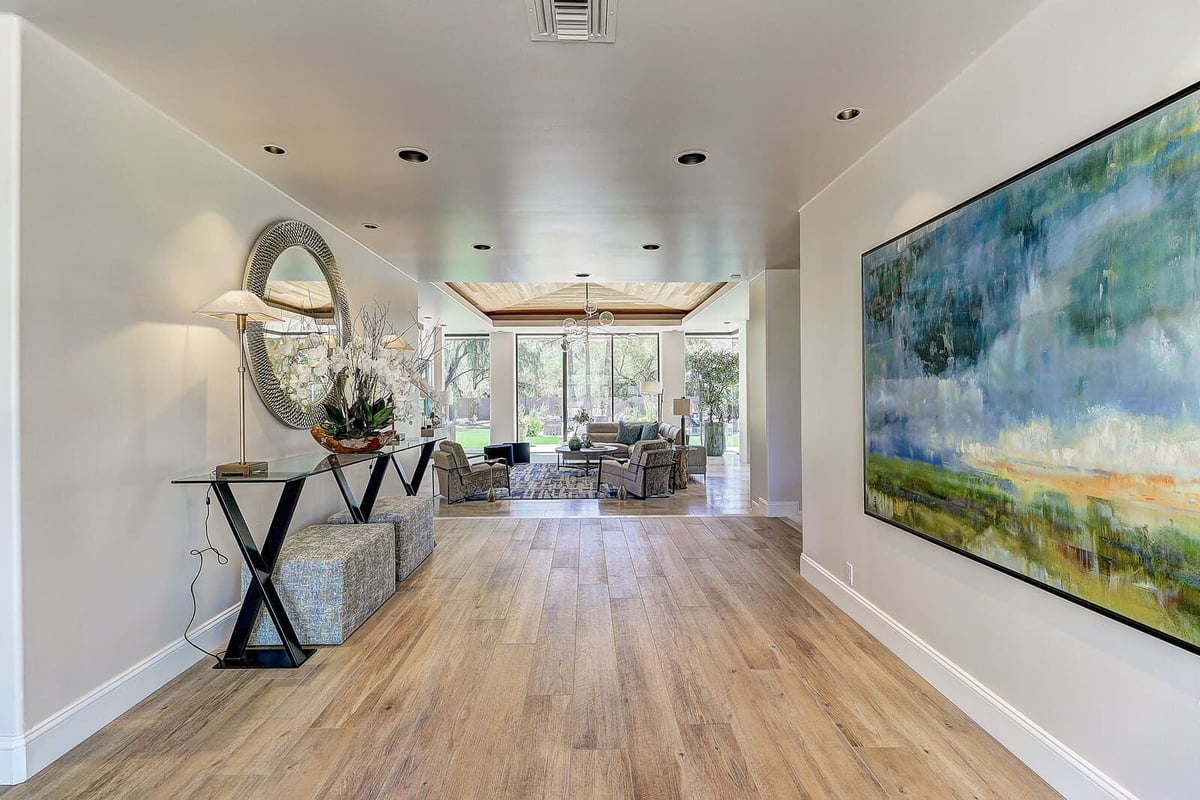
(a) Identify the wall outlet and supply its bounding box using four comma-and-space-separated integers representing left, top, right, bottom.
844, 561, 854, 586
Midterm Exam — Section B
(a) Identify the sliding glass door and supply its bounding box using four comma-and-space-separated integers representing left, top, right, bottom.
517, 333, 659, 443
516, 336, 565, 443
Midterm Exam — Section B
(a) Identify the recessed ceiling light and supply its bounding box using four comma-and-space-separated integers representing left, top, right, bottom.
362, 222, 379, 230
575, 272, 590, 278
723, 321, 732, 325
262, 144, 286, 155
473, 243, 492, 251
729, 273, 742, 280
423, 315, 433, 320
835, 107, 862, 122
675, 150, 708, 166
642, 243, 661, 251
396, 147, 430, 163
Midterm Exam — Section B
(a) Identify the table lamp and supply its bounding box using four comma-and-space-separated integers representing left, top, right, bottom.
672, 397, 692, 445
639, 380, 662, 420
194, 290, 283, 477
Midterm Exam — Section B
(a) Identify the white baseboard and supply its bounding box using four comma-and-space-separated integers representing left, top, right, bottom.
1, 605, 237, 785
0, 732, 24, 786
799, 555, 1136, 800
753, 497, 800, 517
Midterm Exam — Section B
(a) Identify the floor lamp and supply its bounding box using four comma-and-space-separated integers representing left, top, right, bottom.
672, 397, 692, 446
639, 380, 662, 421
195, 290, 282, 477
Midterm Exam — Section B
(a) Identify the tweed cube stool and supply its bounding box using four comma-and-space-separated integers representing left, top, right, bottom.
328, 495, 434, 582
240, 523, 395, 646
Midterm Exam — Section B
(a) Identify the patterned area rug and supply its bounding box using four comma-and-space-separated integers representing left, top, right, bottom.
507, 463, 619, 499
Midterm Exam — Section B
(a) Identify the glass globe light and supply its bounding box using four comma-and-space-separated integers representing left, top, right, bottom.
562, 317, 578, 332
583, 300, 598, 316
598, 311, 615, 327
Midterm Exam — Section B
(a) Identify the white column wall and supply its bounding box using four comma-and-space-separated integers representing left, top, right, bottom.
659, 330, 685, 428
737, 327, 749, 464
488, 331, 516, 444
747, 275, 768, 503
747, 270, 802, 516
0, 14, 23, 784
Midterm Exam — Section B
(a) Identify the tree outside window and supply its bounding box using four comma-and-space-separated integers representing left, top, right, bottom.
442, 336, 490, 450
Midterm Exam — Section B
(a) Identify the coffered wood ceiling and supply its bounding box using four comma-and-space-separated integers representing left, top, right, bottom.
1, 1, 1041, 282
445, 281, 725, 320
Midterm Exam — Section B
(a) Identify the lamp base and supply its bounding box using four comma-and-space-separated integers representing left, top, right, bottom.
215, 460, 268, 478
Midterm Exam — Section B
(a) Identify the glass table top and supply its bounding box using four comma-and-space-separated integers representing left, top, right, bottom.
172, 437, 441, 484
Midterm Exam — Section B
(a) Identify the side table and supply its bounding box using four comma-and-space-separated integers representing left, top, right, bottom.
671, 445, 690, 491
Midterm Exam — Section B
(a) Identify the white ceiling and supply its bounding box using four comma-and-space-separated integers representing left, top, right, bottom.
4, 0, 1040, 283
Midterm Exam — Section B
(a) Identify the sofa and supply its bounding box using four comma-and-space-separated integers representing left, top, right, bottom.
584, 420, 683, 457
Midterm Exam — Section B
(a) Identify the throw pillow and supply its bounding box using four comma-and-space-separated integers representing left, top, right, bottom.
640, 421, 661, 441
616, 421, 642, 446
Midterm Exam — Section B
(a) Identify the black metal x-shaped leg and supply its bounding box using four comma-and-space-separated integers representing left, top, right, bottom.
211, 480, 314, 669
391, 439, 437, 496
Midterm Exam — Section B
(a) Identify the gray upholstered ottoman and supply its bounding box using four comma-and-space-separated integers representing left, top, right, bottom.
328, 495, 434, 582
240, 523, 395, 646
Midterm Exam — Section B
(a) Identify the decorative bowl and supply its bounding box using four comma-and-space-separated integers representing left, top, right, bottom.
310, 426, 394, 454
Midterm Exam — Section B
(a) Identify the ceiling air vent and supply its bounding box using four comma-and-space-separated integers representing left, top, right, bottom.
526, 0, 619, 43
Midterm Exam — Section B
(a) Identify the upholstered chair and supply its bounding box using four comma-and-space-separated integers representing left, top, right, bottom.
432, 440, 510, 503
597, 439, 676, 499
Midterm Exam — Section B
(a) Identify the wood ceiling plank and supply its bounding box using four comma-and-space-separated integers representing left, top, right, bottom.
446, 281, 727, 318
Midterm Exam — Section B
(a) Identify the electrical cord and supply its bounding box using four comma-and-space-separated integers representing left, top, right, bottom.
183, 487, 229, 664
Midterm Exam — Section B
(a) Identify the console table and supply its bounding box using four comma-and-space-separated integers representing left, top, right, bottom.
171, 436, 441, 669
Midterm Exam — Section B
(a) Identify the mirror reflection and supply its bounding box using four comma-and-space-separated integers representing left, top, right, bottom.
262, 245, 337, 409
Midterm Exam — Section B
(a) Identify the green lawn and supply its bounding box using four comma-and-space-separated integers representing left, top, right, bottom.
455, 428, 560, 450
455, 428, 493, 450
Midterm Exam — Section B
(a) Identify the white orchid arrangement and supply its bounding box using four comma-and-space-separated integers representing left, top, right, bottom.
275, 304, 425, 437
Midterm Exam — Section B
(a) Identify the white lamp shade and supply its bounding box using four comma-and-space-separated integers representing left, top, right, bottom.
639, 380, 662, 394
672, 397, 691, 416
385, 335, 415, 351
194, 290, 282, 322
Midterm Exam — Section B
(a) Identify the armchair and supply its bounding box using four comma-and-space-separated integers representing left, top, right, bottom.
432, 440, 510, 503
597, 440, 676, 499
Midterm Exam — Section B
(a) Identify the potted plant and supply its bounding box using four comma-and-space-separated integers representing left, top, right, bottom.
685, 348, 739, 456
571, 407, 592, 434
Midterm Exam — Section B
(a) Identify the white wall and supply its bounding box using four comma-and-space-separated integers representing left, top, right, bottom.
798, 1, 1200, 797
0, 14, 22, 779
489, 331, 515, 443
748, 270, 802, 516
9, 20, 417, 780
747, 275, 767, 500
659, 330, 685, 427
736, 328, 748, 464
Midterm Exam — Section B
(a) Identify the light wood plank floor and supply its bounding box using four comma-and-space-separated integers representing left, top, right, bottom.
2, 516, 1058, 799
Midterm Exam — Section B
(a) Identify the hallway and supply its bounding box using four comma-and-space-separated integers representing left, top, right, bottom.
2, 515, 1055, 799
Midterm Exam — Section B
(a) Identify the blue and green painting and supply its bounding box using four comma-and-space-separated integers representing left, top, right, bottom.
862, 86, 1200, 652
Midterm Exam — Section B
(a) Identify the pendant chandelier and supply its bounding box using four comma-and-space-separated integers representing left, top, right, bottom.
560, 282, 615, 351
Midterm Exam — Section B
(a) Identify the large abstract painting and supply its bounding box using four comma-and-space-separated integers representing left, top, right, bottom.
862, 84, 1200, 654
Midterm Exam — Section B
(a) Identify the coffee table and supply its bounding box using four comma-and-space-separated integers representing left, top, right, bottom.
555, 444, 619, 473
